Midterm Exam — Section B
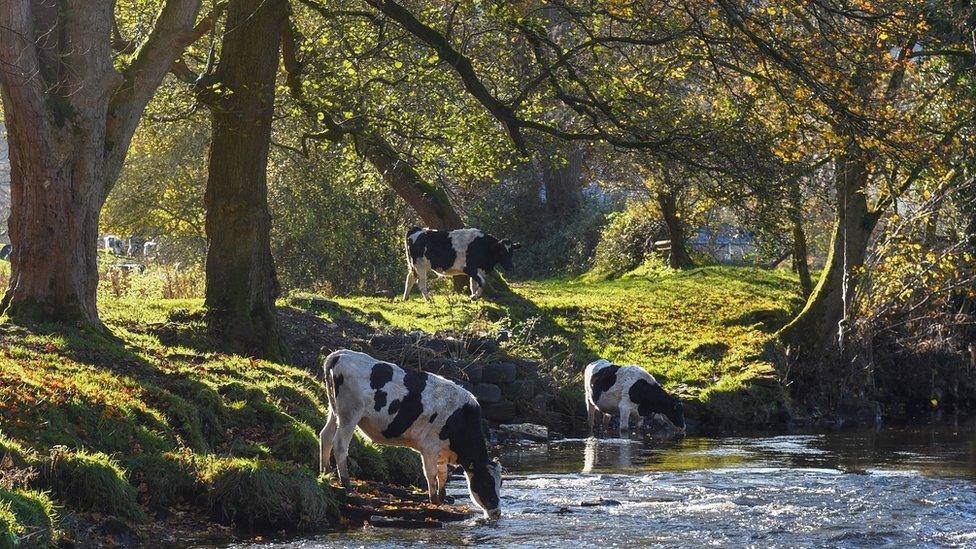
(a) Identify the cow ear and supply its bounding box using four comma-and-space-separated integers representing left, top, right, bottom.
512, 242, 522, 250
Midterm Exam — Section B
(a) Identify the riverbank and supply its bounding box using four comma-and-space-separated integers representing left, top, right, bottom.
0, 265, 804, 544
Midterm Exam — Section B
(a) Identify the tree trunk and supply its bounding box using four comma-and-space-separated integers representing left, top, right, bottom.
788, 179, 813, 297
202, 0, 289, 361
778, 150, 881, 361
541, 147, 583, 219
0, 0, 200, 325
959, 168, 976, 348
656, 188, 694, 269
357, 132, 463, 230
0, 114, 103, 323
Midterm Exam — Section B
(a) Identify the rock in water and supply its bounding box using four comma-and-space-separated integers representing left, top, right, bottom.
579, 498, 621, 507
497, 423, 549, 442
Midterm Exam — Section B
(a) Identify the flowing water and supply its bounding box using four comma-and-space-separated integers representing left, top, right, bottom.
228, 422, 976, 548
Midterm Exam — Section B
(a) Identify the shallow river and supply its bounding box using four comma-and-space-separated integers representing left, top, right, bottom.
233, 422, 976, 548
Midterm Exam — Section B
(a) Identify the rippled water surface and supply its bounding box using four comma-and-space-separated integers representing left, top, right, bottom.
232, 423, 976, 548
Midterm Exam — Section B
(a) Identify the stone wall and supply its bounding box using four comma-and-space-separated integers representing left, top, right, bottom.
344, 331, 553, 427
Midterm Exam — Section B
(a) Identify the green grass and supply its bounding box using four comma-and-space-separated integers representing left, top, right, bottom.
314, 265, 803, 422
202, 458, 339, 532
42, 448, 143, 521
0, 296, 421, 540
0, 488, 57, 548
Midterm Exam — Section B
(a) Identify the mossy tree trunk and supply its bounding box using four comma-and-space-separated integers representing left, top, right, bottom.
657, 187, 694, 269
201, 0, 289, 361
0, 0, 201, 325
357, 132, 464, 231
778, 148, 881, 365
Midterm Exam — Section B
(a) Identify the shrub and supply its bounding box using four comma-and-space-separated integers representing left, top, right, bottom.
0, 488, 58, 548
98, 263, 205, 301
203, 458, 337, 533
589, 200, 664, 279
41, 448, 143, 521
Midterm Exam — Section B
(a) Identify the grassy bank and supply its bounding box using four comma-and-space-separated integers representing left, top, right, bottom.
0, 301, 422, 546
0, 264, 801, 544
316, 265, 804, 426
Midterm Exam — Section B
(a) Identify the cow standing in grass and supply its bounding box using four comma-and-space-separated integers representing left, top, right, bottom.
403, 227, 520, 301
584, 359, 686, 438
320, 349, 503, 519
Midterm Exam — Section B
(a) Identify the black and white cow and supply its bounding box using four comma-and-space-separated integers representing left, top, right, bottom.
584, 359, 685, 438
320, 349, 503, 519
403, 227, 521, 300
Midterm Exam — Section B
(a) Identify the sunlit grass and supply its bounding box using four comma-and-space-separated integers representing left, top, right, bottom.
327, 265, 803, 398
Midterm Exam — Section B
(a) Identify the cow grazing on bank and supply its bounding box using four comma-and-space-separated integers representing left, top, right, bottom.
584, 359, 685, 438
403, 227, 521, 301
320, 349, 503, 519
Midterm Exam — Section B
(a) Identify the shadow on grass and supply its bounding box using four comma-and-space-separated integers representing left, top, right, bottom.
722, 308, 795, 334
489, 287, 602, 365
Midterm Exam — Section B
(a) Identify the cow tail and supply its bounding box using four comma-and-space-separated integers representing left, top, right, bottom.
323, 352, 341, 414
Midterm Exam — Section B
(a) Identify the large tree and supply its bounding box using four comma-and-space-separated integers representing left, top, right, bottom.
0, 0, 204, 323
197, 0, 291, 359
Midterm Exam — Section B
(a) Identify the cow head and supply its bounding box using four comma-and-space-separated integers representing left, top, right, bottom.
465, 458, 503, 520
663, 396, 685, 433
493, 238, 522, 272
633, 380, 685, 434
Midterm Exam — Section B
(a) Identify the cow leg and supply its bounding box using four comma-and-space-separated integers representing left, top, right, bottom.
618, 403, 633, 438
587, 401, 597, 437
635, 415, 645, 433
464, 268, 485, 299
403, 267, 418, 300
436, 459, 449, 501
319, 411, 338, 474
602, 413, 612, 433
333, 421, 359, 489
416, 263, 432, 301
422, 453, 441, 504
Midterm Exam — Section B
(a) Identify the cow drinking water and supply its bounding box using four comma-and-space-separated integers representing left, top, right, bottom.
584, 359, 685, 438
403, 227, 521, 300
320, 349, 503, 519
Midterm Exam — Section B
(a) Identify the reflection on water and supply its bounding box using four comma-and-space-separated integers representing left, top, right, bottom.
581, 438, 635, 473
224, 422, 976, 548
